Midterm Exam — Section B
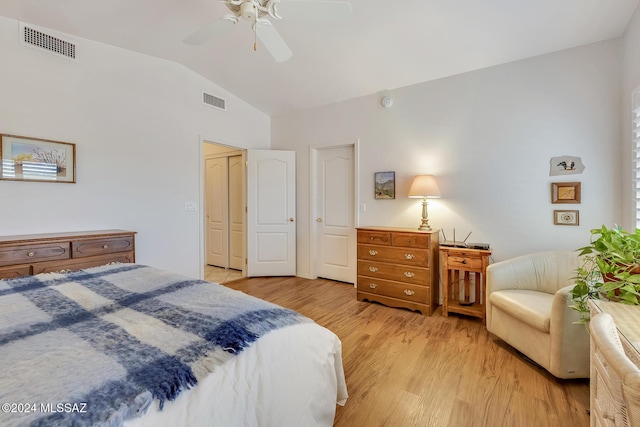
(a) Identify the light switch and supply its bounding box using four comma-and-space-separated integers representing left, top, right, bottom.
360, 203, 367, 212
184, 202, 197, 212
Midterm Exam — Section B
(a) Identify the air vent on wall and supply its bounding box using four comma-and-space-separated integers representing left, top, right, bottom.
19, 22, 78, 61
203, 92, 226, 111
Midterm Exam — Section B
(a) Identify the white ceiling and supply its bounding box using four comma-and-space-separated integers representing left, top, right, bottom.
0, 0, 638, 116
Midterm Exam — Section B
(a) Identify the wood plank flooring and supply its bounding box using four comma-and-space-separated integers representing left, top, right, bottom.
223, 276, 590, 427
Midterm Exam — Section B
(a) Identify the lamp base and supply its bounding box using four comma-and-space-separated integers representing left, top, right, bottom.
417, 198, 433, 231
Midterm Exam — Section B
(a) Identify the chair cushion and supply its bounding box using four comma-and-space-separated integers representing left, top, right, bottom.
489, 290, 553, 333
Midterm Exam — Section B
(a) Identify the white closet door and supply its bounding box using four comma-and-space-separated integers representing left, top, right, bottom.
205, 157, 228, 268
228, 155, 244, 270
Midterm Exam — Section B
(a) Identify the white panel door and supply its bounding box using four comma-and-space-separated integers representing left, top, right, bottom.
315, 146, 355, 283
228, 155, 244, 270
247, 150, 296, 276
205, 157, 228, 268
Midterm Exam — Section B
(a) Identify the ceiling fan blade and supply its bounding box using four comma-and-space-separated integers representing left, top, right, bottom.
183, 17, 236, 45
256, 22, 293, 62
275, 0, 352, 23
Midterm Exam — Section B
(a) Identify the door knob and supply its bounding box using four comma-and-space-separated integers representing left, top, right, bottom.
316, 218, 323, 223
288, 218, 295, 222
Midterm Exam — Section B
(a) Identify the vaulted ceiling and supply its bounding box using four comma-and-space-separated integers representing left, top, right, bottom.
0, 0, 638, 115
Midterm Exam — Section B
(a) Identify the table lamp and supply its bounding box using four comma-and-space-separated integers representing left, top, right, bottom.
408, 175, 440, 231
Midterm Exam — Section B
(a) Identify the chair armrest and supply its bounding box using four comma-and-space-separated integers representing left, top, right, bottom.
551, 285, 580, 325
549, 284, 590, 377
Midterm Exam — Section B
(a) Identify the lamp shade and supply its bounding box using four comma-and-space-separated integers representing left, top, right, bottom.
408, 175, 441, 199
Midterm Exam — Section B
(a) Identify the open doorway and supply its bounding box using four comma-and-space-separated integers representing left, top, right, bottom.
203, 141, 246, 283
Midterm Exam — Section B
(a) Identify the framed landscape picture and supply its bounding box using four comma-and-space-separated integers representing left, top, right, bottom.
0, 134, 76, 183
374, 171, 395, 199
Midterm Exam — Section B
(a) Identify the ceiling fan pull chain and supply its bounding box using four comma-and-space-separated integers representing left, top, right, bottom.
254, 10, 258, 51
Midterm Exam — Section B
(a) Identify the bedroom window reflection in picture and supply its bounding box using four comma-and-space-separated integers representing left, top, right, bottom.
0, 134, 76, 183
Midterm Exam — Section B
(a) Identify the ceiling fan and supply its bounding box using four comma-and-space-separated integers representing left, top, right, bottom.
183, 0, 352, 62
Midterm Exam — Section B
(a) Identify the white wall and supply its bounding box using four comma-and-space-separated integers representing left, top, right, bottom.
0, 17, 270, 278
622, 5, 640, 229
272, 39, 623, 277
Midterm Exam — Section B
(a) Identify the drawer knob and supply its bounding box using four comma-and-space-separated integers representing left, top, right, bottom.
102, 244, 109, 249
404, 289, 415, 296
27, 252, 35, 257
369, 283, 378, 289
369, 266, 378, 273
462, 259, 467, 264
404, 272, 415, 278
405, 253, 414, 260
369, 250, 378, 256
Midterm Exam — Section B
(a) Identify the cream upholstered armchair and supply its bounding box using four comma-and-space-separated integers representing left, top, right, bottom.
486, 251, 590, 379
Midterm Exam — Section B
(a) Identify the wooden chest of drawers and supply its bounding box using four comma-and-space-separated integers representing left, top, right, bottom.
356, 226, 439, 315
0, 230, 136, 279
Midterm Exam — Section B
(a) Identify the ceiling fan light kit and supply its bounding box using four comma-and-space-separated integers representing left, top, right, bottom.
184, 0, 352, 62
240, 2, 258, 20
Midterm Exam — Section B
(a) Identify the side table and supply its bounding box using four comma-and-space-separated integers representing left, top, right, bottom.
440, 246, 491, 323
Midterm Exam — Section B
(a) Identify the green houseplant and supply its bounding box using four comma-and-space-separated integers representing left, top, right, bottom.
570, 225, 640, 324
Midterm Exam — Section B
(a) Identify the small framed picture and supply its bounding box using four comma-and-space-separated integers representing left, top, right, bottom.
0, 134, 76, 183
551, 182, 581, 204
374, 171, 395, 199
554, 210, 579, 226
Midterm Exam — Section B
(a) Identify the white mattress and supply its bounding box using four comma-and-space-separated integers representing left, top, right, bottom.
124, 322, 348, 427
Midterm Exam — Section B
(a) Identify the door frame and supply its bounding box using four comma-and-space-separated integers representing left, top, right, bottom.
309, 140, 360, 283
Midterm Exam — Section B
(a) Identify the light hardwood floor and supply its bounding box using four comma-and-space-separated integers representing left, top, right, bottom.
223, 276, 590, 427
204, 265, 243, 284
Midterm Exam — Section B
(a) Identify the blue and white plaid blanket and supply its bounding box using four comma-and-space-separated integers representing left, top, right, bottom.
0, 263, 310, 427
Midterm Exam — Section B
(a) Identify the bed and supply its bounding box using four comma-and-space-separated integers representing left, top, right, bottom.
0, 263, 348, 427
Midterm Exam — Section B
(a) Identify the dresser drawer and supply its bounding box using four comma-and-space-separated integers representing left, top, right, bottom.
357, 260, 429, 285
72, 236, 135, 258
357, 244, 429, 267
358, 276, 428, 303
391, 233, 431, 248
0, 242, 70, 267
33, 252, 135, 275
0, 264, 32, 279
357, 230, 391, 246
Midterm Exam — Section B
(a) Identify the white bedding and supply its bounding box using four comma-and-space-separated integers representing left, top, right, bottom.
125, 323, 348, 427
0, 264, 348, 426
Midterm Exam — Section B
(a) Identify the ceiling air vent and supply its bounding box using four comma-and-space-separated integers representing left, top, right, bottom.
19, 22, 78, 61
203, 92, 226, 111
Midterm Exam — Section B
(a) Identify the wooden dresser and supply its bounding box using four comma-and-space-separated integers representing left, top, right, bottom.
0, 230, 136, 279
356, 226, 439, 315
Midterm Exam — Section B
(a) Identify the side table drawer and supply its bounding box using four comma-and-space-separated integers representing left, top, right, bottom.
358, 276, 428, 303
72, 236, 135, 258
0, 242, 70, 266
446, 253, 482, 270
